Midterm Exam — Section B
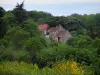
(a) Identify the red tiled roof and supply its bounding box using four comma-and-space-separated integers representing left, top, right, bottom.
38, 24, 49, 30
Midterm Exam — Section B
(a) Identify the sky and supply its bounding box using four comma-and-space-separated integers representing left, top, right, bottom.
0, 0, 100, 16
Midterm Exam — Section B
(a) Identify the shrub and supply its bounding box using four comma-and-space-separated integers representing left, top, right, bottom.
0, 47, 15, 61
0, 61, 34, 75
54, 60, 84, 75
0, 61, 85, 75
14, 50, 31, 62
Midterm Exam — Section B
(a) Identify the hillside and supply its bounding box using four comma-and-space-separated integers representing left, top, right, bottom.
0, 2, 100, 75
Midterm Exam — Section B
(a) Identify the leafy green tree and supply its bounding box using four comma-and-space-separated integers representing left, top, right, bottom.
0, 7, 5, 18
70, 13, 85, 22
46, 16, 60, 27
23, 37, 45, 53
0, 21, 7, 39
93, 14, 100, 38
67, 18, 84, 33
83, 14, 100, 38
37, 18, 47, 24
91, 38, 100, 56
6, 27, 29, 49
90, 38, 100, 75
28, 11, 52, 21
2, 11, 15, 27
46, 16, 69, 27
22, 18, 39, 37
67, 35, 92, 48
23, 37, 46, 63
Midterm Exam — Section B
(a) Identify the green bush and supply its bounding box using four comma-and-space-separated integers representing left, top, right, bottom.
0, 47, 15, 61
14, 50, 31, 62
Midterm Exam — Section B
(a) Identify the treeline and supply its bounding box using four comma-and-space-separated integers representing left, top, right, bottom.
0, 2, 100, 39
0, 2, 100, 75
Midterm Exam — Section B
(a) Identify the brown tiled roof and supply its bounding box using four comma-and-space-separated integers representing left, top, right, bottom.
56, 30, 71, 38
48, 27, 58, 33
48, 25, 65, 33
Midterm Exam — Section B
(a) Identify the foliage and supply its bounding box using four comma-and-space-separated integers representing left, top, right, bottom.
39, 43, 96, 66
0, 61, 85, 75
55, 60, 84, 75
23, 37, 44, 52
13, 50, 31, 62
0, 61, 34, 75
22, 18, 39, 36
0, 7, 5, 18
0, 7, 7, 38
12, 1, 27, 23
28, 11, 52, 22
2, 11, 15, 27
0, 47, 15, 61
0, 4, 100, 75
6, 27, 29, 49
0, 20, 7, 39
67, 35, 92, 48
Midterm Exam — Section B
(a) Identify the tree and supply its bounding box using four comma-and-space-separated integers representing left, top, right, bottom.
0, 7, 5, 18
46, 15, 85, 35
22, 18, 39, 37
46, 16, 68, 27
6, 27, 29, 49
66, 15, 85, 33
2, 11, 15, 27
0, 7, 6, 38
28, 11, 52, 22
93, 14, 100, 38
12, 1, 27, 23
23, 36, 46, 63
84, 14, 100, 39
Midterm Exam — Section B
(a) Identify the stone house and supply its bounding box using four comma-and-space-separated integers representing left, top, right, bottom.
38, 24, 72, 43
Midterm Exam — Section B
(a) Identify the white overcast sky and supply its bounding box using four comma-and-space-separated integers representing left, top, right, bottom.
0, 0, 100, 15
0, 0, 100, 4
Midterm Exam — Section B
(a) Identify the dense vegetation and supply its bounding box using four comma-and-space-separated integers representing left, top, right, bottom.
0, 61, 85, 75
0, 2, 100, 75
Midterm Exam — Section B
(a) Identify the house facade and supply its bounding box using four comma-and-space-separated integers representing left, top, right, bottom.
38, 24, 72, 43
